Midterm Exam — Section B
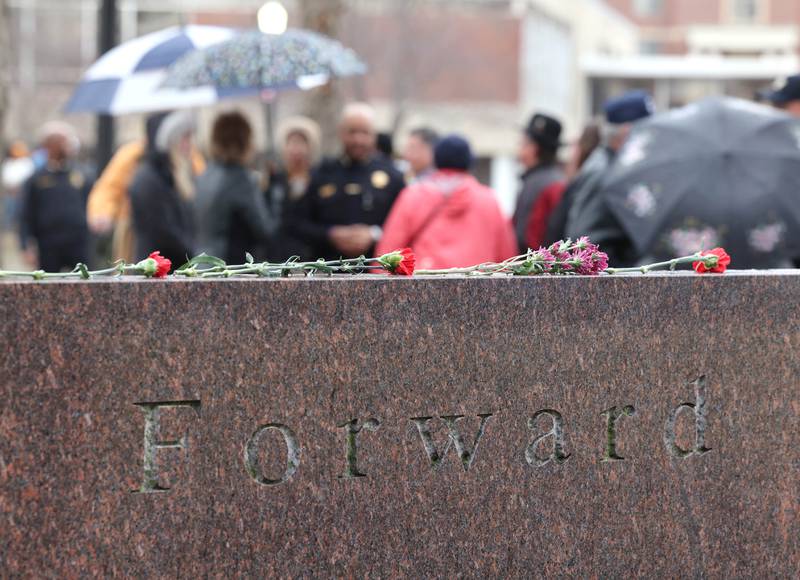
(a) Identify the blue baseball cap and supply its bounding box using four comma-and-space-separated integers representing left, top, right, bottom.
604, 90, 655, 125
763, 74, 800, 104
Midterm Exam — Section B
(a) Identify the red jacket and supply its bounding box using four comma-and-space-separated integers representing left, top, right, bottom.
525, 181, 566, 250
376, 170, 517, 269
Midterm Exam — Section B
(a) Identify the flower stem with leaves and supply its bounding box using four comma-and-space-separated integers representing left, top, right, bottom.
0, 242, 731, 280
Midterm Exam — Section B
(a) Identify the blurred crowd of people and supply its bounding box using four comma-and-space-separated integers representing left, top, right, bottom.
4, 73, 800, 272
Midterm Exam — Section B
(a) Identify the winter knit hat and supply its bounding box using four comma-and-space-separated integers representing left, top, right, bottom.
154, 110, 196, 153
434, 134, 473, 171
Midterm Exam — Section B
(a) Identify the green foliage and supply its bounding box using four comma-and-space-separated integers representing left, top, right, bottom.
177, 253, 227, 272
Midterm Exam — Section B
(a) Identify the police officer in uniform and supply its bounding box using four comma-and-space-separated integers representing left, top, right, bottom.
20, 123, 93, 271
289, 103, 405, 260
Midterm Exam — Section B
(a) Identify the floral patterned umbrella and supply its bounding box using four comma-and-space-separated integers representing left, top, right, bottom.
161, 28, 366, 93
599, 96, 800, 268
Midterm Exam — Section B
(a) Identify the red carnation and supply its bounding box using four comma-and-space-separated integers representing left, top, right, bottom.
135, 251, 172, 278
693, 248, 730, 274
378, 248, 416, 276
149, 252, 172, 278
394, 248, 415, 276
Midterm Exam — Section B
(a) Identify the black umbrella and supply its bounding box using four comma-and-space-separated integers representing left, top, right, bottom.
600, 96, 800, 268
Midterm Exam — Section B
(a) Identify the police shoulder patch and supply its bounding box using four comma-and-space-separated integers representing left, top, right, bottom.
319, 184, 337, 199
345, 183, 362, 195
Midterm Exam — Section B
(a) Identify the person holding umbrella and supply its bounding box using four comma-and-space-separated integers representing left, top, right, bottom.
67, 25, 236, 263
547, 92, 652, 246
587, 97, 800, 269
288, 103, 405, 260
556, 90, 654, 264
86, 137, 206, 263
128, 111, 197, 270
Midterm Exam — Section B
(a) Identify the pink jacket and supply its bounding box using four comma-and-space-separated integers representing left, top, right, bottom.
376, 170, 518, 269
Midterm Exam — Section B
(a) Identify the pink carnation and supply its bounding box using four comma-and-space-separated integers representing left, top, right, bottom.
591, 251, 609, 274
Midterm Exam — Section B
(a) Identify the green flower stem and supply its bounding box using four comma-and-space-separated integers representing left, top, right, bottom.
415, 264, 530, 276
605, 253, 704, 275
0, 264, 132, 280
0, 270, 46, 278
189, 260, 385, 279
417, 265, 508, 276
415, 253, 528, 276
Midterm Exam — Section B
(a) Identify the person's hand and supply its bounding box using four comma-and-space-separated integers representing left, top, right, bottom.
329, 224, 374, 257
88, 215, 114, 235
343, 225, 374, 256
328, 226, 350, 254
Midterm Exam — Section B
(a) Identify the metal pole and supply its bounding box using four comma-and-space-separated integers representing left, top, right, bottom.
97, 0, 117, 172
263, 98, 276, 161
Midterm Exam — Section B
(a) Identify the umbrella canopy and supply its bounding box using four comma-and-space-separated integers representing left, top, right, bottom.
65, 25, 237, 115
161, 28, 367, 92
600, 96, 800, 268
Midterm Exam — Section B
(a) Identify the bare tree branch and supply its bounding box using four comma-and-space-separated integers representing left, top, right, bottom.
299, 0, 347, 156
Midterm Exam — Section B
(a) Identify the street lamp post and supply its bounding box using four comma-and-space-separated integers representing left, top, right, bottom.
97, 0, 118, 172
258, 1, 289, 35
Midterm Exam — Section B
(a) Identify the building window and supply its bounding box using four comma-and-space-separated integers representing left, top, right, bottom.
639, 40, 663, 54
633, 0, 663, 17
730, 0, 759, 23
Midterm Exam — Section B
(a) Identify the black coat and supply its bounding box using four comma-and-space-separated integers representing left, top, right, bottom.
20, 164, 92, 250
513, 163, 564, 252
288, 155, 405, 259
544, 152, 608, 247
129, 153, 195, 269
19, 163, 93, 271
194, 161, 275, 264
263, 170, 314, 261
562, 147, 637, 267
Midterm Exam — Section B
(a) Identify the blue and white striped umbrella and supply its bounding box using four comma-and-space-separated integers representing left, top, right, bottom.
65, 25, 238, 116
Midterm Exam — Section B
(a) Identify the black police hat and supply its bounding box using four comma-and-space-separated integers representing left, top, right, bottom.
604, 90, 654, 125
525, 113, 562, 151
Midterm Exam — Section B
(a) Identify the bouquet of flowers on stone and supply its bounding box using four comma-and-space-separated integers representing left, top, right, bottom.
0, 238, 731, 280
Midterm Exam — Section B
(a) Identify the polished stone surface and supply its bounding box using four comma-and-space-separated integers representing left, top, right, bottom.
1, 274, 798, 577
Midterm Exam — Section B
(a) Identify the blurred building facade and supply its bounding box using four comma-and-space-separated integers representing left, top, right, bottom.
2, 0, 800, 211
1, 0, 638, 211
592, 0, 800, 111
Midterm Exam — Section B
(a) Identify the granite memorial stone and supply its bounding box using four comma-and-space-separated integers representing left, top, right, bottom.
1, 274, 798, 576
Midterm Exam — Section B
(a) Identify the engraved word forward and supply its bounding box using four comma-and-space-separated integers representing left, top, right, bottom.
131, 376, 713, 493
